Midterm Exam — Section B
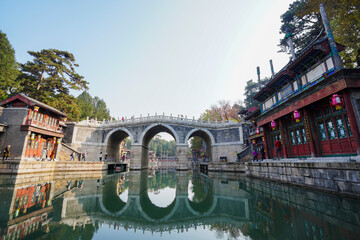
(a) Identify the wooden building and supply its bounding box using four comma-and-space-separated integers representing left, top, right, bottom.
253, 37, 360, 159
0, 93, 67, 161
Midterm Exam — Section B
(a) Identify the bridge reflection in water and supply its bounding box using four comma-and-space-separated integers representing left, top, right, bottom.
1, 171, 360, 239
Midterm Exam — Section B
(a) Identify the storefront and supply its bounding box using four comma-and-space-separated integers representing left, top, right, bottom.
253, 37, 360, 159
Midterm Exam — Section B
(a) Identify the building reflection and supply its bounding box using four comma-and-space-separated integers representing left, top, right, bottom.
0, 171, 359, 239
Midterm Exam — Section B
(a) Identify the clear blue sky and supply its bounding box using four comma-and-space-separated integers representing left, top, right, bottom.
0, 0, 293, 119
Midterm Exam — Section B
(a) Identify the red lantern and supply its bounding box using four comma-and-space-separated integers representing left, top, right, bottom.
293, 110, 301, 123
34, 106, 39, 112
255, 127, 260, 135
271, 120, 276, 130
52, 137, 56, 144
262, 137, 264, 142
252, 140, 256, 144
331, 94, 342, 110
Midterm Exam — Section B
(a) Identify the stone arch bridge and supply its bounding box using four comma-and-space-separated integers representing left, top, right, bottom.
64, 115, 247, 170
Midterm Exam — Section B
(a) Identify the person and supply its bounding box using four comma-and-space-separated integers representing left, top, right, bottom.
99, 152, 103, 161
274, 137, 282, 160
2, 145, 11, 161
66, 180, 72, 191
252, 149, 258, 162
78, 180, 84, 191
105, 152, 108, 161
70, 151, 75, 161
82, 151, 86, 161
122, 154, 125, 162
42, 148, 48, 161
50, 150, 56, 161
260, 146, 265, 161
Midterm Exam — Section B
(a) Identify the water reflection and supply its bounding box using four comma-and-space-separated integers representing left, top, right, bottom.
0, 171, 360, 239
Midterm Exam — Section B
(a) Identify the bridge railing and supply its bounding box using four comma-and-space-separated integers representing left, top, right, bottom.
75, 114, 243, 127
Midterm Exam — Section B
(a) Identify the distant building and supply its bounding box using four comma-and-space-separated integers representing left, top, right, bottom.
253, 37, 360, 159
0, 94, 67, 161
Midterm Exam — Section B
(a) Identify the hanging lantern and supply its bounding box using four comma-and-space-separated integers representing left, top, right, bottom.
255, 127, 260, 135
271, 120, 276, 130
30, 133, 35, 140
36, 135, 41, 142
57, 138, 62, 144
262, 137, 264, 142
63, 117, 67, 122
34, 106, 39, 112
252, 140, 256, 144
331, 94, 343, 110
293, 110, 301, 123
52, 137, 56, 144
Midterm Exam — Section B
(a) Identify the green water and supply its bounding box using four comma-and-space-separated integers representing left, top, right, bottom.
1, 170, 360, 240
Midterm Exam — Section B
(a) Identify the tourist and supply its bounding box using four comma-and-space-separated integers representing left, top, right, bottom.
105, 152, 108, 161
66, 180, 72, 191
2, 145, 11, 161
252, 149, 258, 162
260, 146, 265, 161
70, 151, 75, 161
99, 152, 103, 161
42, 148, 48, 161
50, 149, 56, 161
274, 137, 282, 160
82, 151, 86, 161
122, 154, 125, 162
78, 180, 84, 191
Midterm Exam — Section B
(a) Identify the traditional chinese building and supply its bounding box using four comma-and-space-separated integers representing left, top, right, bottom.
253, 36, 360, 159
0, 93, 67, 161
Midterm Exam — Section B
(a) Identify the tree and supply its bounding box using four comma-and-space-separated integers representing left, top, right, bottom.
279, 0, 360, 67
0, 30, 20, 100
18, 49, 89, 120
199, 100, 244, 122
243, 78, 270, 108
76, 91, 111, 121
279, 0, 323, 55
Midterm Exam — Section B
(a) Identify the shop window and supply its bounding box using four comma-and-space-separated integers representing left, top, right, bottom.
301, 127, 308, 143
290, 131, 296, 145
326, 57, 334, 70
318, 122, 328, 140
335, 116, 347, 138
301, 75, 307, 86
325, 119, 337, 140
280, 84, 293, 99
344, 115, 352, 136
295, 129, 302, 144
293, 81, 299, 92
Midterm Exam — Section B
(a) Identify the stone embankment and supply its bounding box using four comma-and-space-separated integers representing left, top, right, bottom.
246, 160, 360, 197
0, 161, 108, 175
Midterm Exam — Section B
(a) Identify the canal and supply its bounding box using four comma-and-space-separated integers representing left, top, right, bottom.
1, 169, 359, 240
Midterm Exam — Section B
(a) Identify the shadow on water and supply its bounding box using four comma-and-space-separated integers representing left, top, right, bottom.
0, 170, 360, 239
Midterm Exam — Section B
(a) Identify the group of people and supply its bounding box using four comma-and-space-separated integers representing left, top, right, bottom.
252, 137, 282, 162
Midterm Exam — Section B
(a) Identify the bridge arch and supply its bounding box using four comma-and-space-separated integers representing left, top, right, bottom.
104, 127, 133, 161
140, 123, 180, 146
185, 128, 215, 160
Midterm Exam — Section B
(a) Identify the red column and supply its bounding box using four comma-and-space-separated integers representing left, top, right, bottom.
303, 108, 318, 157
343, 91, 360, 155
263, 125, 270, 159
279, 119, 288, 158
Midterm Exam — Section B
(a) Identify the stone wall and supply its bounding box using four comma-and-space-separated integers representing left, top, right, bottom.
245, 161, 360, 196
212, 143, 244, 163
0, 108, 29, 160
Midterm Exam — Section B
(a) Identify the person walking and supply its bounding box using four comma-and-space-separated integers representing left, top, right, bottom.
82, 151, 86, 161
50, 149, 56, 161
105, 152, 108, 161
260, 146, 265, 161
42, 148, 48, 161
70, 151, 75, 161
99, 152, 103, 161
2, 145, 11, 161
252, 149, 258, 162
274, 137, 282, 160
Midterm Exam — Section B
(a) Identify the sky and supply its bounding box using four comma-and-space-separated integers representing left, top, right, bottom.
0, 0, 294, 120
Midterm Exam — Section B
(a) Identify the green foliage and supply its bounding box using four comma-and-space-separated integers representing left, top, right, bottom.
190, 136, 203, 152
0, 30, 20, 100
244, 78, 270, 108
76, 91, 111, 121
279, 0, 360, 67
199, 100, 244, 122
149, 135, 176, 156
18, 49, 89, 120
